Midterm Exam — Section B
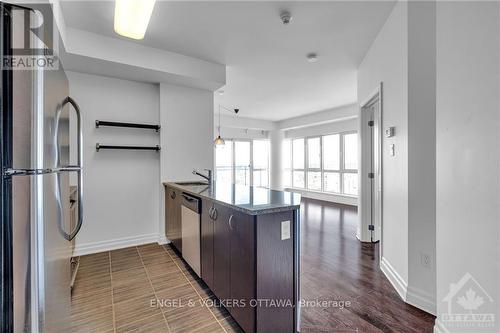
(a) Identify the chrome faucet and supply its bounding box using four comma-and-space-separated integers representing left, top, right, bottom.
192, 169, 213, 186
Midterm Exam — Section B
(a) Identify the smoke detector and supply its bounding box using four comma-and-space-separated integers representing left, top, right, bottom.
307, 53, 318, 63
280, 11, 292, 25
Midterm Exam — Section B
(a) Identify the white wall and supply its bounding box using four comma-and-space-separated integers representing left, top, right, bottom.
216, 114, 276, 131
284, 118, 357, 139
277, 103, 357, 130
270, 129, 284, 190
67, 72, 161, 255
160, 84, 214, 181
435, 2, 499, 332
214, 114, 274, 141
63, 28, 226, 91
217, 128, 269, 141
358, 1, 410, 293
407, 0, 437, 315
159, 84, 214, 242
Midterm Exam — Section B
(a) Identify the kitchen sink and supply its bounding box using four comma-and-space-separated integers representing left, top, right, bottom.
174, 181, 209, 186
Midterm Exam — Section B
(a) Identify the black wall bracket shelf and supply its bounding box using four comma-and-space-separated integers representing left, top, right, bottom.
95, 144, 160, 152
95, 120, 160, 132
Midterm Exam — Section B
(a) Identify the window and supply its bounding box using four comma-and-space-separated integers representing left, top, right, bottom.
324, 172, 340, 193
307, 137, 321, 169
234, 141, 251, 185
292, 139, 304, 169
323, 134, 340, 170
215, 141, 233, 184
215, 140, 270, 188
283, 139, 292, 187
292, 139, 305, 188
285, 132, 358, 196
343, 133, 358, 170
253, 140, 269, 187
306, 137, 321, 190
342, 133, 358, 195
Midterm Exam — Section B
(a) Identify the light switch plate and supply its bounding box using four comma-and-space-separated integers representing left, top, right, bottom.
389, 144, 395, 156
281, 220, 291, 240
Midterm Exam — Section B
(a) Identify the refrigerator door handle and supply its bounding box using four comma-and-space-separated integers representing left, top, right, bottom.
3, 168, 55, 176
54, 97, 83, 241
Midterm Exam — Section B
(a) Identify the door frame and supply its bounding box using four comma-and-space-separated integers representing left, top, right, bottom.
358, 83, 383, 250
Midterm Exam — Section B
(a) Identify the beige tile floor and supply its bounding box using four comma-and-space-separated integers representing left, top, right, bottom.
71, 243, 243, 333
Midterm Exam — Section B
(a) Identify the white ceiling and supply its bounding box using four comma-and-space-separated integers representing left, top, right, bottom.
60, 1, 395, 121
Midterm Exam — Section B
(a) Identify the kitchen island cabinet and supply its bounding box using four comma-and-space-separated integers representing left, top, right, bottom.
164, 182, 301, 333
165, 185, 182, 252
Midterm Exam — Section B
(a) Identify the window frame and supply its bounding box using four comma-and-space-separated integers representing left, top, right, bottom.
282, 139, 293, 188
292, 138, 306, 188
340, 131, 358, 195
286, 130, 358, 196
252, 139, 270, 188
214, 139, 234, 184
233, 139, 252, 186
215, 139, 270, 188
306, 136, 322, 191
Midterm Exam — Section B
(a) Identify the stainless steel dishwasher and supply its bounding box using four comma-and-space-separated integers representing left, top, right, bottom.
181, 193, 201, 276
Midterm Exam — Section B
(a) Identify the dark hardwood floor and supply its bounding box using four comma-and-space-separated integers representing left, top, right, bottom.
299, 198, 435, 333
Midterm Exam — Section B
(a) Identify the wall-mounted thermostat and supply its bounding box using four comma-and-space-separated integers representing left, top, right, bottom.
385, 127, 395, 138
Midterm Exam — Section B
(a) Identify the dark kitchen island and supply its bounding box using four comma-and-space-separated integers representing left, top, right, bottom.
164, 181, 301, 333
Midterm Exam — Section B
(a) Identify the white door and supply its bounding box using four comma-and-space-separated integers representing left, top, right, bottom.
367, 100, 382, 242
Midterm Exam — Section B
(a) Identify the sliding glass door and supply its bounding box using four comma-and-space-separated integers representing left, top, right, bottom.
214, 142, 233, 183
234, 141, 251, 186
215, 140, 270, 188
253, 140, 270, 187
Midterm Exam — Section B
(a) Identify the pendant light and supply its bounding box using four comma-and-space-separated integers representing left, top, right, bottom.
214, 105, 225, 146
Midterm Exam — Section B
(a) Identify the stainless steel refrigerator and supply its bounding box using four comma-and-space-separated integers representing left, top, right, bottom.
1, 3, 83, 332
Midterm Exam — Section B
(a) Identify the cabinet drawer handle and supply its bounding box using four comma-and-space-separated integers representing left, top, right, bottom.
170, 191, 176, 199
228, 214, 234, 230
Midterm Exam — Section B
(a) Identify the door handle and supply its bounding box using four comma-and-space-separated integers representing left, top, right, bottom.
211, 207, 218, 220
170, 191, 176, 199
54, 97, 84, 241
228, 214, 234, 230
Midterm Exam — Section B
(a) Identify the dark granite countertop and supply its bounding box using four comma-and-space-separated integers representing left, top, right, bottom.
164, 181, 301, 215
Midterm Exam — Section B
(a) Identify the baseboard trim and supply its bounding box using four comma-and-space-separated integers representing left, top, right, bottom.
74, 233, 159, 256
433, 318, 450, 333
380, 256, 408, 300
407, 285, 436, 315
157, 235, 170, 245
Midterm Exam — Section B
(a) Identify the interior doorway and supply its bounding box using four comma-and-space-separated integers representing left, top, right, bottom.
359, 84, 382, 244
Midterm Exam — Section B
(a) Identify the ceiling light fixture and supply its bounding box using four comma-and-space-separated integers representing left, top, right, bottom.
214, 105, 225, 146
114, 0, 156, 40
307, 53, 318, 63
